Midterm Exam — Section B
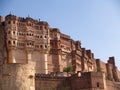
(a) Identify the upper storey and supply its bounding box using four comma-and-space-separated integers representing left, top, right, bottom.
50, 28, 72, 54
5, 14, 49, 27
0, 14, 96, 67
5, 14, 50, 51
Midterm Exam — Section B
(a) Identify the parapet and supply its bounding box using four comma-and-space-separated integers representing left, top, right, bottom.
75, 40, 81, 49
35, 73, 66, 80
86, 50, 93, 58
60, 33, 70, 40
82, 48, 86, 53
51, 28, 60, 33
108, 57, 115, 66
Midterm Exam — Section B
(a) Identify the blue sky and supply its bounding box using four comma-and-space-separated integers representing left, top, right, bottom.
0, 0, 120, 69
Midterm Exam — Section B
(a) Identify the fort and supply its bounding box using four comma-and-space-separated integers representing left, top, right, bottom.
0, 14, 120, 90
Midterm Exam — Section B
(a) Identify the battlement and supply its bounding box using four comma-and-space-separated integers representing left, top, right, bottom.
51, 28, 60, 33
86, 50, 94, 58
108, 56, 115, 66
35, 72, 105, 90
35, 73, 66, 80
82, 48, 86, 53
60, 33, 70, 40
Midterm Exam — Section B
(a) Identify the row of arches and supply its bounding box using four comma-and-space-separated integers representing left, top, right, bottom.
7, 40, 48, 49
7, 30, 48, 39
7, 20, 48, 31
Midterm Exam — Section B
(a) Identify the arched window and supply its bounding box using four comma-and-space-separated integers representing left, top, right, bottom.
40, 35, 42, 38
13, 31, 15, 34
45, 45, 47, 48
44, 26, 47, 29
40, 45, 43, 48
8, 41, 11, 44
37, 36, 39, 38
44, 35, 47, 38
8, 21, 11, 24
27, 43, 29, 45
13, 41, 15, 44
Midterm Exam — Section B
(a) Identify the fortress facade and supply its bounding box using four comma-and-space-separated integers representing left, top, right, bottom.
0, 14, 120, 90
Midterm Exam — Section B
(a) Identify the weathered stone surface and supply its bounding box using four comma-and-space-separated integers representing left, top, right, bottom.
0, 61, 35, 90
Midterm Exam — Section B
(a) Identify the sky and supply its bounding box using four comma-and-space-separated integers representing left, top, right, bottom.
0, 0, 120, 69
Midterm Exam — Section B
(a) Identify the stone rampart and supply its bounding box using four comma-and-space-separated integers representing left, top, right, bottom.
0, 61, 35, 90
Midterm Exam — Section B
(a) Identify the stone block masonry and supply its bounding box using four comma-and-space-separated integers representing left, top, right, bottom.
0, 61, 35, 90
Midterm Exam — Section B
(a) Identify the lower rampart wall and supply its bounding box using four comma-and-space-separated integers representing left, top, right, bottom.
35, 74, 70, 90
35, 72, 120, 90
106, 80, 120, 90
0, 61, 35, 90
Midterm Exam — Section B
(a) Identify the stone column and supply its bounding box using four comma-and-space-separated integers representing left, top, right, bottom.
44, 54, 48, 74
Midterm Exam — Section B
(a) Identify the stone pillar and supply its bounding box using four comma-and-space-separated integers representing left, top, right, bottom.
0, 61, 35, 90
44, 54, 48, 74
103, 73, 107, 90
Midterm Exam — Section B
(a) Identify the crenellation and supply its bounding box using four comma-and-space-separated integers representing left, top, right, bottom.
86, 50, 92, 58
108, 56, 115, 66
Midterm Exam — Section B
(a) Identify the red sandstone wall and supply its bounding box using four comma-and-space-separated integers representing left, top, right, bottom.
36, 73, 95, 90
106, 63, 114, 80
116, 68, 120, 81
96, 59, 108, 83
98, 60, 107, 73
35, 72, 120, 90
35, 77, 69, 90
106, 80, 120, 90
70, 75, 92, 90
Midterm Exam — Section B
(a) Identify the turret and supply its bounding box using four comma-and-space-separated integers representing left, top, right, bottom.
75, 40, 81, 50
108, 57, 115, 67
